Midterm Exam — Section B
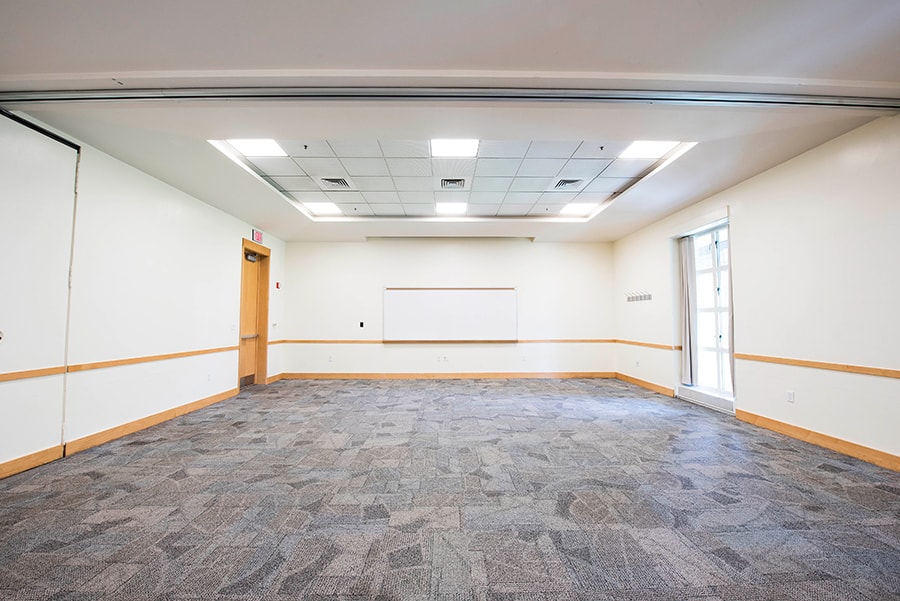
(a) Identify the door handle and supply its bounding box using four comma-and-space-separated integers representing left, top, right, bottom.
240, 334, 259, 340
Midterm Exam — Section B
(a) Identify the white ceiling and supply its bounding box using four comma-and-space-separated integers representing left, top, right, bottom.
1, 0, 898, 242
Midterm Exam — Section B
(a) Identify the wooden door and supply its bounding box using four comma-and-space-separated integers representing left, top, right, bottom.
239, 239, 270, 387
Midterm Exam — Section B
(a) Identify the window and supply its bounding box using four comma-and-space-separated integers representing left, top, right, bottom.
692, 226, 732, 395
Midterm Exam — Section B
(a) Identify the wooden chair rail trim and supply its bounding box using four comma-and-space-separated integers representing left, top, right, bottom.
67, 346, 239, 373
734, 353, 900, 379
736, 409, 899, 472
0, 366, 66, 383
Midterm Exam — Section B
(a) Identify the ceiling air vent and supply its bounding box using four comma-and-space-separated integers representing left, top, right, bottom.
320, 177, 351, 189
441, 178, 466, 189
554, 179, 583, 190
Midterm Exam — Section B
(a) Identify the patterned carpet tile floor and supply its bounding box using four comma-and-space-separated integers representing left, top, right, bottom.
0, 378, 898, 600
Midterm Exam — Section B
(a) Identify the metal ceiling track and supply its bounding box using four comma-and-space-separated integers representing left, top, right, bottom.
1, 87, 899, 110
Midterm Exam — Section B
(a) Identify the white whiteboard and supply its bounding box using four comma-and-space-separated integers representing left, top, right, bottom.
383, 288, 517, 342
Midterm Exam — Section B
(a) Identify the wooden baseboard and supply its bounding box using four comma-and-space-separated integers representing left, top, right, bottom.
736, 409, 899, 472
0, 445, 65, 480
65, 388, 239, 455
266, 374, 283, 384
615, 373, 675, 397
280, 372, 616, 380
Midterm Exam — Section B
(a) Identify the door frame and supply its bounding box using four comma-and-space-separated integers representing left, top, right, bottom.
240, 238, 270, 386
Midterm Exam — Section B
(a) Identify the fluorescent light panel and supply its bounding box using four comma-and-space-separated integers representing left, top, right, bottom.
435, 202, 468, 215
227, 139, 287, 157
304, 202, 343, 216
619, 140, 680, 159
431, 139, 479, 157
559, 203, 598, 216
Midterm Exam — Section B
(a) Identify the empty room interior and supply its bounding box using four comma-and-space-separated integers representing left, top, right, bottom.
1, 1, 899, 599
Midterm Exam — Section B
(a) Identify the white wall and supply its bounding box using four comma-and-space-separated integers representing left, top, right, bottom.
1, 114, 286, 465
64, 146, 285, 441
282, 239, 615, 374
613, 115, 900, 455
0, 116, 77, 463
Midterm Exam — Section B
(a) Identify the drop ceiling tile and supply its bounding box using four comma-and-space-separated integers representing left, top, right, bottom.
327, 140, 383, 157
336, 203, 375, 216
399, 191, 434, 203
600, 158, 658, 178
572, 141, 631, 159
353, 176, 395, 191
432, 158, 477, 178
279, 140, 335, 157
434, 191, 469, 203
469, 192, 506, 204
526, 141, 580, 159
392, 176, 433, 191
475, 158, 522, 176
363, 191, 401, 204
538, 192, 578, 203
517, 159, 566, 177
509, 177, 554, 192
325, 191, 365, 203
402, 203, 436, 216
294, 158, 346, 177
379, 140, 430, 157
558, 159, 613, 179
478, 140, 530, 158
371, 204, 405, 216
387, 158, 432, 177
289, 191, 329, 202
471, 177, 513, 192
504, 192, 542, 204
467, 205, 499, 216
496, 204, 534, 216
340, 157, 390, 176
248, 157, 306, 176
574, 192, 613, 203
583, 177, 634, 193
529, 203, 567, 216
271, 176, 318, 191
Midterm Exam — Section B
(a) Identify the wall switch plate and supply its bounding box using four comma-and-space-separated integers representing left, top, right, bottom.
787, 391, 795, 403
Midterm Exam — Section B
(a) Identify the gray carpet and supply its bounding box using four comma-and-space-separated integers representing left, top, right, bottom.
0, 378, 898, 600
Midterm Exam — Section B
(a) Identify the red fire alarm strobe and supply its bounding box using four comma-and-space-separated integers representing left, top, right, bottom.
276, 282, 281, 289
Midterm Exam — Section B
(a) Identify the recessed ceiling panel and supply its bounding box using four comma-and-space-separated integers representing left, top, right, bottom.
336, 203, 375, 216
583, 177, 634, 193
432, 158, 477, 178
478, 140, 531, 158
467, 205, 499, 216
371, 203, 405, 216
517, 158, 567, 177
294, 157, 346, 177
572, 141, 630, 159
379, 140, 430, 157
340, 157, 390, 176
387, 158, 432, 177
280, 140, 335, 157
509, 177, 555, 192
271, 176, 318, 191
248, 157, 305, 176
496, 203, 535, 215
558, 159, 613, 179
363, 191, 401, 203
530, 203, 566, 215
471, 177, 513, 192
399, 191, 434, 203
328, 140, 383, 157
353, 176, 395, 190
526, 141, 580, 158
475, 158, 522, 176
504, 192, 542, 204
393, 176, 433, 191
325, 191, 365, 203
402, 203, 436, 216
469, 191, 507, 204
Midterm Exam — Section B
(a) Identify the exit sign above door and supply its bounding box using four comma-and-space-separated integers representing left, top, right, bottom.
251, 229, 263, 243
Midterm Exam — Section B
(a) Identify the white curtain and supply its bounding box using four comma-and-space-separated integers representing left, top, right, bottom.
680, 236, 698, 385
